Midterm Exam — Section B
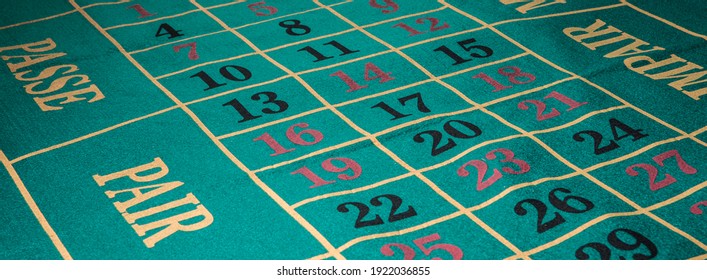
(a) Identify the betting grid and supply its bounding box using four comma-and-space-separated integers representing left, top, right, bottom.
0, 0, 705, 260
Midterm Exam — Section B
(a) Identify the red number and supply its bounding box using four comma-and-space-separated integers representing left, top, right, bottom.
472, 66, 536, 92
369, 0, 399, 14
392, 17, 450, 36
127, 4, 155, 18
291, 157, 362, 188
625, 149, 697, 191
457, 148, 530, 191
253, 132, 294, 156
247, 1, 278, 16
381, 233, 463, 260
330, 62, 394, 93
457, 160, 502, 191
173, 42, 199, 60
690, 201, 707, 215
518, 91, 587, 121
518, 100, 560, 121
253, 123, 324, 157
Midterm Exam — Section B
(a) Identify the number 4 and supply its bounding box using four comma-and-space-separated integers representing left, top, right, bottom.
380, 233, 463, 260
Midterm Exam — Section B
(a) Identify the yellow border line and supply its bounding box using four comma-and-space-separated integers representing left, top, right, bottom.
621, 0, 707, 40
0, 151, 72, 260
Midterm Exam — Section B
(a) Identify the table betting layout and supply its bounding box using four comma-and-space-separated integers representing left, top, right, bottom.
0, 0, 705, 260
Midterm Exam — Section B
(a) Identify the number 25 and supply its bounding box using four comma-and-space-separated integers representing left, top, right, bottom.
380, 233, 463, 260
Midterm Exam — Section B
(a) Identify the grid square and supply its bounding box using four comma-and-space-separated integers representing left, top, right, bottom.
485, 79, 624, 133
256, 140, 409, 205
401, 28, 525, 77
589, 139, 707, 207
296, 176, 459, 247
535, 108, 681, 169
337, 82, 472, 133
529, 215, 705, 260
221, 110, 363, 170
377, 110, 519, 169
186, 77, 323, 136
300, 52, 430, 105
342, 216, 514, 259
363, 8, 483, 48
473, 175, 635, 251
423, 137, 575, 208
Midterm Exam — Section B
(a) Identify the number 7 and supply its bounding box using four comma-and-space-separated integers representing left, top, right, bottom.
173, 42, 199, 60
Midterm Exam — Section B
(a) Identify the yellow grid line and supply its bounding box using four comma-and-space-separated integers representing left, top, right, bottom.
151, 6, 468, 80
67, 0, 346, 260
489, 3, 627, 26
314, 0, 530, 260
188, 0, 349, 260
0, 10, 78, 31
621, 0, 707, 40
0, 151, 72, 260
2, 0, 702, 260
441, 0, 707, 255
9, 43, 528, 164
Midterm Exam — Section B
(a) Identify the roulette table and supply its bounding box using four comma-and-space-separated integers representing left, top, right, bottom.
0, 0, 705, 260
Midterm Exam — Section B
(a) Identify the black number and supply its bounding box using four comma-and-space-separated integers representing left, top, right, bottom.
575, 228, 658, 260
370, 194, 418, 222
575, 242, 611, 260
413, 120, 482, 156
371, 92, 431, 120
222, 91, 288, 123
297, 40, 360, 62
190, 65, 252, 91
433, 38, 493, 65
337, 202, 384, 228
514, 188, 594, 233
337, 194, 416, 228
155, 23, 184, 39
278, 19, 311, 36
514, 199, 565, 234
573, 118, 648, 155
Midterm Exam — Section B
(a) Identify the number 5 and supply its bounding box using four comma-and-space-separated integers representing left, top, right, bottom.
380, 233, 463, 260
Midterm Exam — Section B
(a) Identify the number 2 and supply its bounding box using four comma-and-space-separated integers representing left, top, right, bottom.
337, 194, 417, 228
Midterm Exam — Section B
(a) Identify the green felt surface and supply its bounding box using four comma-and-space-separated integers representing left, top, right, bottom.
0, 0, 705, 260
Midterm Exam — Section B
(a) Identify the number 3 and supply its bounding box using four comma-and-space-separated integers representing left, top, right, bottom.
380, 233, 463, 260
